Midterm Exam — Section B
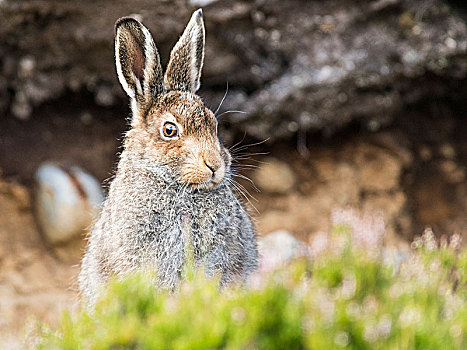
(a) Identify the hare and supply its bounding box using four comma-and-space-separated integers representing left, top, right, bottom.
78, 9, 258, 305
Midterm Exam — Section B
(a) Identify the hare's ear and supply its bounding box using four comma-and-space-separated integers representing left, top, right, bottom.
115, 17, 163, 119
164, 9, 205, 93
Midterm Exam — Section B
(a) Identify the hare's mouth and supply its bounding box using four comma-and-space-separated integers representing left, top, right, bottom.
181, 162, 226, 190
188, 177, 222, 191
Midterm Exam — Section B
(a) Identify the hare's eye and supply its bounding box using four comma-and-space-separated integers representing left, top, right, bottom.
162, 122, 178, 138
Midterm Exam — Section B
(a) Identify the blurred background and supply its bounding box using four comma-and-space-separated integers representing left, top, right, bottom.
0, 0, 465, 342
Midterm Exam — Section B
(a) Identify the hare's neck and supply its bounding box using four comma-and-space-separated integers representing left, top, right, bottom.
108, 161, 189, 229
118, 150, 175, 184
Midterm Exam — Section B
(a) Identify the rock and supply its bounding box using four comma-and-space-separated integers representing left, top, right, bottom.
313, 158, 360, 205
0, 174, 78, 342
34, 164, 104, 245
439, 144, 456, 159
0, 180, 30, 210
353, 143, 402, 192
254, 136, 415, 240
253, 157, 296, 193
257, 230, 308, 272
189, 0, 219, 6
439, 160, 465, 184
418, 146, 433, 161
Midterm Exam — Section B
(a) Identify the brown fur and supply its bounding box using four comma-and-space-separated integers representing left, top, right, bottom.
128, 90, 229, 190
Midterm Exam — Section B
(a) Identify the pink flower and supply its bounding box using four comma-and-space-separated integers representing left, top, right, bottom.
331, 208, 385, 253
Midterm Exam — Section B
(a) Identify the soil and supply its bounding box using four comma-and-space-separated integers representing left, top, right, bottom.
0, 92, 465, 345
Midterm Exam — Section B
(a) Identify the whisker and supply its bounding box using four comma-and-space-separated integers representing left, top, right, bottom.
230, 164, 259, 170
228, 131, 247, 152
231, 152, 269, 159
228, 177, 256, 203
229, 138, 270, 153
231, 172, 260, 192
216, 110, 247, 119
231, 162, 261, 168
214, 82, 229, 115
228, 179, 260, 214
231, 161, 259, 167
232, 179, 258, 202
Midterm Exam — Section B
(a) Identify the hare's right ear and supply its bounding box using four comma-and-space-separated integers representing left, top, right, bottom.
164, 9, 205, 93
115, 18, 163, 122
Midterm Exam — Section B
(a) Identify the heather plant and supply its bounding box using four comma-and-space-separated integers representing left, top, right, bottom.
37, 211, 466, 349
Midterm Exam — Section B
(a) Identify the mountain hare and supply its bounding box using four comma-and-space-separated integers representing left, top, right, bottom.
79, 9, 258, 305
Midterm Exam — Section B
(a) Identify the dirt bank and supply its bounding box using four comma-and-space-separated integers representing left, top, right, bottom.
0, 88, 465, 344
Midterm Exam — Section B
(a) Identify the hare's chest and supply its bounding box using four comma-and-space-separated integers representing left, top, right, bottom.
180, 207, 227, 258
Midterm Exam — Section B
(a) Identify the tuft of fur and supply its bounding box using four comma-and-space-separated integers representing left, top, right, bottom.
79, 10, 258, 305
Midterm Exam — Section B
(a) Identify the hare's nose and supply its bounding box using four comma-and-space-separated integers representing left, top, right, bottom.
204, 159, 219, 176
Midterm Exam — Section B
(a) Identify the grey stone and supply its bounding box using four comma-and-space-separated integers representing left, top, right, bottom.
34, 164, 104, 245
252, 157, 296, 193
257, 230, 308, 272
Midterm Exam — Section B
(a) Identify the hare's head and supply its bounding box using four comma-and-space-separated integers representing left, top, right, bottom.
115, 10, 231, 190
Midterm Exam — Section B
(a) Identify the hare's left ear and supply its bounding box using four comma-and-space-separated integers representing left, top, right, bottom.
164, 9, 205, 93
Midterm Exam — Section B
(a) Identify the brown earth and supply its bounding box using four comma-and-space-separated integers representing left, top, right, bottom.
0, 94, 465, 345
0, 180, 78, 346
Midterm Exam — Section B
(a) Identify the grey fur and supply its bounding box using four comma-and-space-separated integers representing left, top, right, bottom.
79, 10, 258, 306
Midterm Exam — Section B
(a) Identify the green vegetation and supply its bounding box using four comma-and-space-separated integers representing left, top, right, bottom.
38, 223, 466, 349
